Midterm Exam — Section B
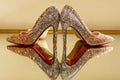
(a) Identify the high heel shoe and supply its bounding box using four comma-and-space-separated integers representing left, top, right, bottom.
7, 39, 60, 80
60, 40, 113, 80
61, 5, 114, 46
7, 6, 60, 45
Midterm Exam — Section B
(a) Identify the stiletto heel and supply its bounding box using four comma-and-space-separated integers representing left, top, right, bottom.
61, 5, 114, 46
7, 6, 60, 45
61, 26, 67, 67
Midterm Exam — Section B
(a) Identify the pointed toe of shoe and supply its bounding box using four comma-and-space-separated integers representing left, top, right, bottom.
7, 36, 11, 42
7, 35, 18, 44
88, 33, 114, 46
105, 35, 114, 44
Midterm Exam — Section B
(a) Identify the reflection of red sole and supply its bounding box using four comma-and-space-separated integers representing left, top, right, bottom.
67, 45, 89, 66
21, 45, 54, 65
66, 45, 105, 66
32, 46, 53, 65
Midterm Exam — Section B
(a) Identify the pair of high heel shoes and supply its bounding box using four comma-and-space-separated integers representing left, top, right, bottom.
7, 4, 114, 71
7, 5, 114, 46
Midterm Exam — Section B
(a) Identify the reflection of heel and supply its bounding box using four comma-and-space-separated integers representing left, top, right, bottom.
60, 41, 113, 80
61, 5, 114, 46
7, 6, 60, 45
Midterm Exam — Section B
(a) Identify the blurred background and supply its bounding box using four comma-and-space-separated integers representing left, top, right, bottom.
0, 0, 120, 30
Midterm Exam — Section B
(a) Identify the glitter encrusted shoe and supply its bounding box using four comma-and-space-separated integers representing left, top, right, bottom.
7, 6, 60, 45
60, 40, 113, 80
61, 5, 114, 46
7, 40, 60, 80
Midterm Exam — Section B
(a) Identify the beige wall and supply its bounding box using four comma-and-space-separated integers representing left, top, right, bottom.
0, 0, 120, 30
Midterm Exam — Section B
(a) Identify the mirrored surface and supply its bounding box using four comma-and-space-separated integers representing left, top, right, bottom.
0, 34, 119, 80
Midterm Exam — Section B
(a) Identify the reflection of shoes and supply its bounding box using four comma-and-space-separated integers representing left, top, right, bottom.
61, 5, 114, 46
60, 40, 113, 80
7, 6, 60, 45
7, 40, 60, 80
66, 40, 88, 66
